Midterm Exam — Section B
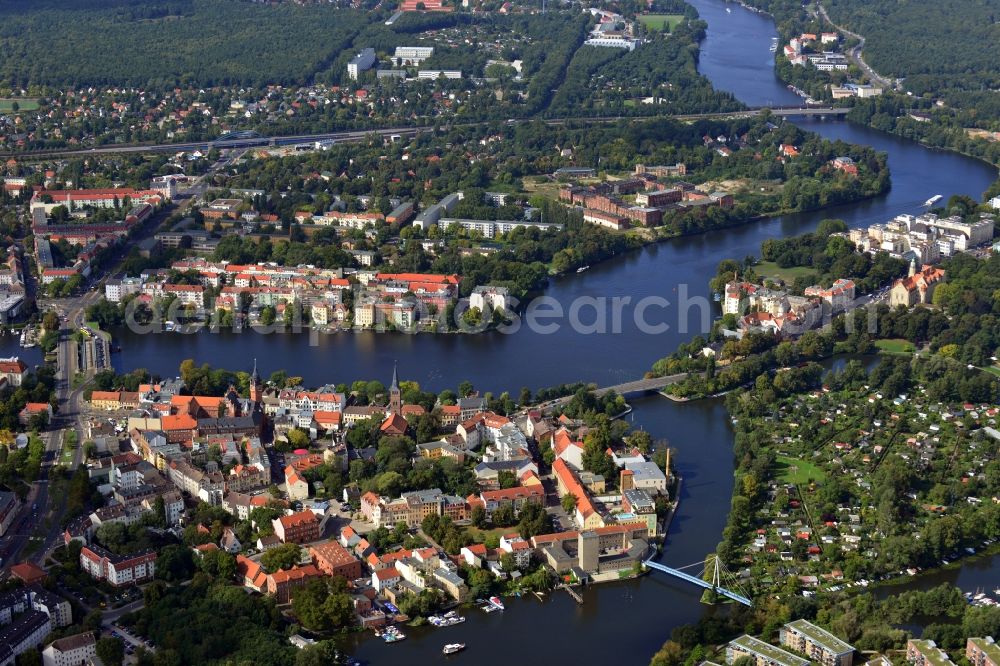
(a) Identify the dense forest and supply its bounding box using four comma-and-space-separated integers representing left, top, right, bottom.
825, 0, 1000, 96
0, 0, 366, 88
544, 18, 742, 118
745, 0, 1000, 177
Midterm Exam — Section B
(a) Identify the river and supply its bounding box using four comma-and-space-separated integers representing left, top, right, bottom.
74, 0, 999, 662
107, 24, 996, 395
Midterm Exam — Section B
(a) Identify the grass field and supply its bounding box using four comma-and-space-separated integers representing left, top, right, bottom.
774, 455, 826, 484
0, 99, 40, 113
60, 430, 78, 466
638, 14, 684, 31
467, 526, 515, 543
983, 366, 1000, 378
753, 261, 816, 284
875, 338, 916, 354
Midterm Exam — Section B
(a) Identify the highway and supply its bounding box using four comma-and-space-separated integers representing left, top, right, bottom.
0, 108, 849, 159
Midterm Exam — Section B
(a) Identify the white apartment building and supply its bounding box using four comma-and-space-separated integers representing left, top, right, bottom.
469, 285, 510, 313
105, 276, 143, 303
42, 632, 96, 666
394, 46, 433, 65
347, 48, 377, 80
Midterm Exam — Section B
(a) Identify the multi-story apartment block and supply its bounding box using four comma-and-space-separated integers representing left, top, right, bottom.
347, 48, 376, 80
907, 639, 956, 666
273, 510, 321, 544
105, 276, 143, 303
478, 485, 545, 518
42, 631, 96, 666
967, 637, 1000, 666
726, 635, 810, 666
780, 619, 855, 666
80, 544, 156, 586
393, 46, 434, 65
309, 540, 363, 580
360, 488, 468, 529
0, 491, 18, 537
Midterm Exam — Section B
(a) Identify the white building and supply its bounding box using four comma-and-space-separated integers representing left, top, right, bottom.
105, 276, 142, 303
436, 218, 562, 239
417, 70, 462, 80
469, 286, 510, 313
42, 631, 97, 666
347, 48, 377, 80
624, 460, 668, 493
394, 46, 434, 66
584, 37, 640, 50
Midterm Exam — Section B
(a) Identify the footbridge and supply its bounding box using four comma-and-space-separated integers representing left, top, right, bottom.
644, 556, 753, 607
592, 372, 690, 397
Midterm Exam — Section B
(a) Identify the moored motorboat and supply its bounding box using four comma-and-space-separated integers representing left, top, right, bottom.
443, 643, 466, 655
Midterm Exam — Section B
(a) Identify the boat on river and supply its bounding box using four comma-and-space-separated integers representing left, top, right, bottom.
489, 596, 505, 610
924, 194, 942, 206
382, 626, 406, 643
443, 643, 466, 655
576, 265, 589, 273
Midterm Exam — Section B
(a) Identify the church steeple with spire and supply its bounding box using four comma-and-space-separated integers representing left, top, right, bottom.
389, 362, 401, 416
250, 358, 262, 404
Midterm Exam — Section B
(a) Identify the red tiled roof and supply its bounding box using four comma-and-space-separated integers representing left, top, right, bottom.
0, 359, 27, 374
270, 564, 322, 584
553, 458, 597, 519
9, 561, 47, 583
379, 413, 408, 434
309, 540, 358, 568
161, 413, 197, 431
481, 485, 544, 503
374, 567, 400, 581
277, 510, 319, 529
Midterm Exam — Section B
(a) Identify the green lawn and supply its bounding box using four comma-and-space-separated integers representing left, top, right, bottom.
753, 261, 816, 284
0, 99, 40, 113
467, 525, 515, 543
774, 455, 826, 484
638, 14, 684, 31
60, 430, 78, 466
983, 365, 1000, 378
875, 338, 916, 354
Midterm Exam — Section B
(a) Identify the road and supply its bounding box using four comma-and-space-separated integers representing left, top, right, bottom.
0, 109, 848, 159
814, 3, 897, 90
5, 151, 237, 569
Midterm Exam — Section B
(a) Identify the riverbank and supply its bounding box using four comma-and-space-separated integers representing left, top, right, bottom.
737, 0, 1000, 178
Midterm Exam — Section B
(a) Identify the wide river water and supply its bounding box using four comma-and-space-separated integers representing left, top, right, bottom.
20, 0, 997, 662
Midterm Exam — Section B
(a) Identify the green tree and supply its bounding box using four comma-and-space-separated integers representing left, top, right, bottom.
199, 549, 236, 580
491, 503, 516, 527
96, 637, 125, 666
260, 543, 302, 572
287, 428, 310, 449
561, 493, 577, 513
259, 305, 276, 326
292, 578, 354, 632
470, 504, 487, 528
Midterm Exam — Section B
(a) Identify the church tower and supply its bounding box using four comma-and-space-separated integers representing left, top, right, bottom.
908, 256, 917, 277
250, 358, 262, 404
389, 362, 401, 416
